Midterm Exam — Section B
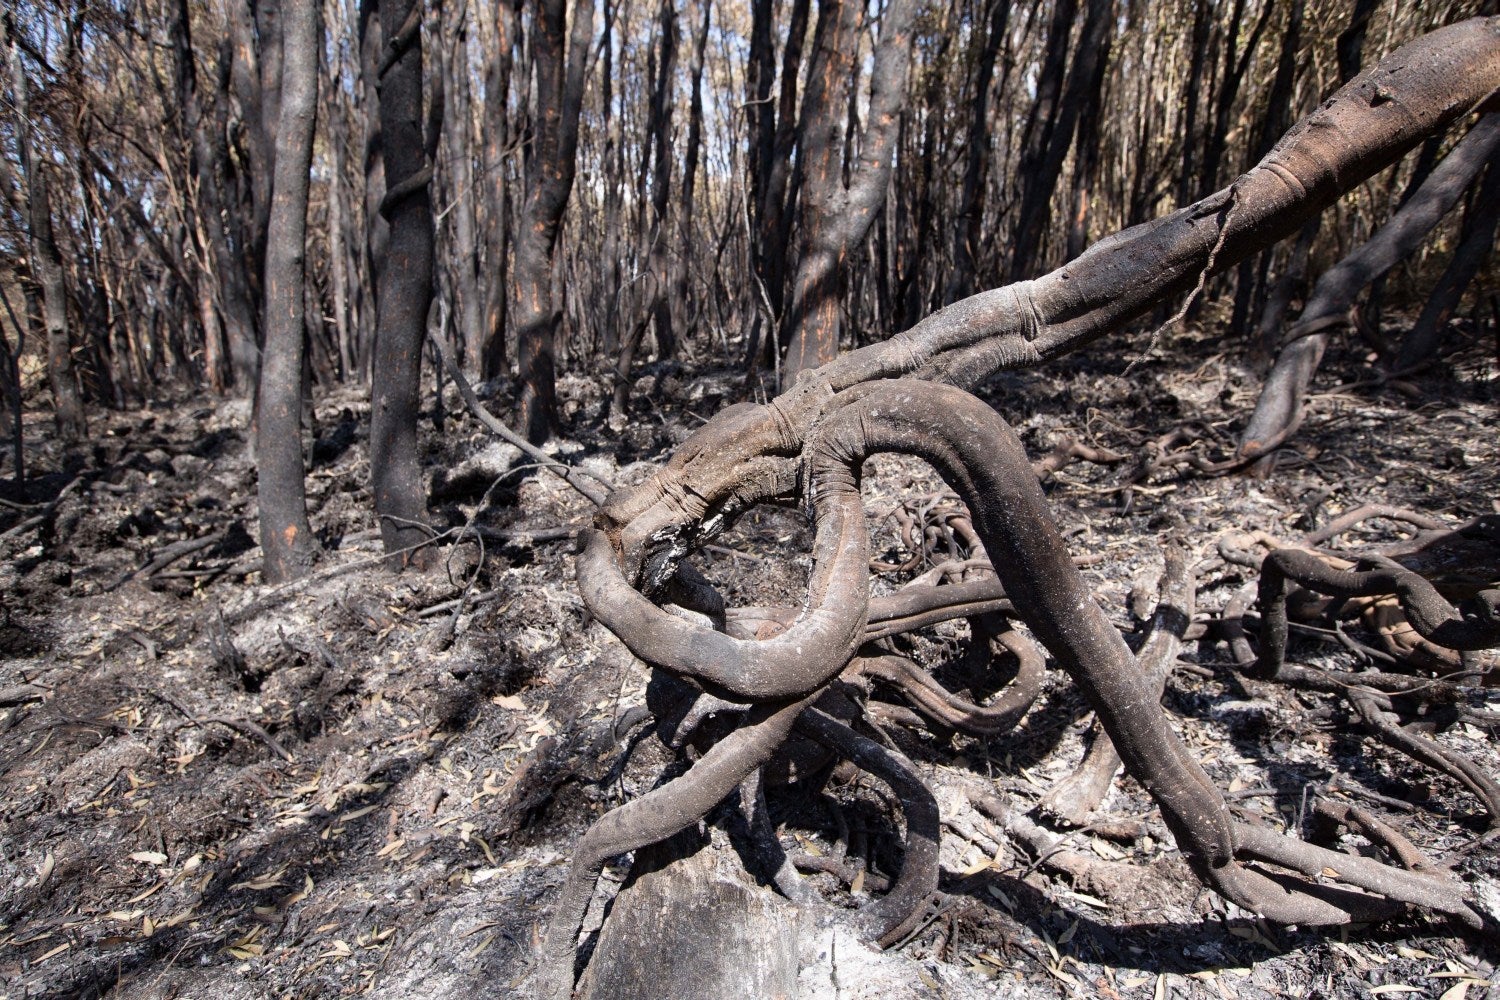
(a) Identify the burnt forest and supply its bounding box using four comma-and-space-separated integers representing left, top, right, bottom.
1, 1, 1499, 998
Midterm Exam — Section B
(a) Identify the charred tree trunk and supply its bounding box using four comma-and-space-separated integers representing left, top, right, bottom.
1231, 0, 1304, 348
1396, 159, 1500, 369
440, 0, 483, 373
946, 0, 1010, 301
0, 288, 22, 481
479, 0, 517, 381
371, 0, 438, 560
255, 0, 320, 583
514, 0, 594, 443
612, 0, 678, 418
359, 0, 388, 379
780, 0, 917, 384
1238, 111, 1500, 461
744, 0, 811, 376
1009, 0, 1113, 278
6, 27, 85, 442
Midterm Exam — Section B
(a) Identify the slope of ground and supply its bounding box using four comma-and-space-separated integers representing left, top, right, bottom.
1, 325, 1497, 999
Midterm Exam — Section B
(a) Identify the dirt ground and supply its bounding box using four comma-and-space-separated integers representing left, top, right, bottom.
1, 324, 1498, 1000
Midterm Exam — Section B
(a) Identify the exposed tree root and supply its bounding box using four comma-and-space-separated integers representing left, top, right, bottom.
846, 626, 1044, 738
1040, 545, 1194, 825
1218, 523, 1500, 825
545, 24, 1500, 988
794, 708, 941, 946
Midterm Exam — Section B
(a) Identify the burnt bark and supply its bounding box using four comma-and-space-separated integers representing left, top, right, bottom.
946, 0, 1010, 301
1396, 159, 1500, 369
6, 25, 84, 443
780, 0, 918, 384
514, 0, 595, 443
254, 0, 320, 583
440, 0, 483, 373
1238, 111, 1500, 461
478, 0, 518, 381
1010, 0, 1113, 277
370, 0, 437, 561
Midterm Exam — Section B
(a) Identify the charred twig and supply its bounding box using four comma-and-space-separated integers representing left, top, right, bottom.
427, 332, 608, 507
107, 533, 222, 591
145, 688, 293, 763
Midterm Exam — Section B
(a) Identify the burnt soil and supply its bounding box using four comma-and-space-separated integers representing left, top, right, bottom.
1, 326, 1498, 1000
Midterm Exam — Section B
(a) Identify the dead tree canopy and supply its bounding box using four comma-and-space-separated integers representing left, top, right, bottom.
547, 17, 1500, 995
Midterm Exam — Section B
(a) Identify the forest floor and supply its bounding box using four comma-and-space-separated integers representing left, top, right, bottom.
1, 324, 1498, 1000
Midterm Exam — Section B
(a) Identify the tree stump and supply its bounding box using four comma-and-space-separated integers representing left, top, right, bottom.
579, 831, 801, 1000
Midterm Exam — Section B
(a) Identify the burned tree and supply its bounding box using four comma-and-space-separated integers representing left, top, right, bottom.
254, 0, 320, 583
779, 0, 918, 384
513, 0, 594, 443
545, 19, 1500, 995
369, 0, 437, 561
5, 20, 85, 442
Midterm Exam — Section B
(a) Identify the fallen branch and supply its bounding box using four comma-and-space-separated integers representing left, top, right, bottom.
427, 332, 609, 507
144, 688, 293, 763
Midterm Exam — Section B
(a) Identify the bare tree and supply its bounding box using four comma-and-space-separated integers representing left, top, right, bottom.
255, 0, 321, 583
6, 18, 85, 442
514, 0, 595, 443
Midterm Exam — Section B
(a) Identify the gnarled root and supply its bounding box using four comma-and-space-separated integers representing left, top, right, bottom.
1255, 548, 1500, 681
794, 708, 941, 946
809, 381, 1398, 926
849, 626, 1044, 738
1041, 545, 1194, 825
1248, 545, 1500, 825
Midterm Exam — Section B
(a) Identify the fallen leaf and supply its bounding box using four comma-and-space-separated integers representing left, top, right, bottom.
129, 851, 168, 866
35, 942, 70, 963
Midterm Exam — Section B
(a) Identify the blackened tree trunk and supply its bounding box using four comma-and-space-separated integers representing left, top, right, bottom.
479, 0, 518, 382
780, 0, 918, 384
255, 0, 321, 583
514, 0, 595, 443
1396, 159, 1500, 369
671, 0, 711, 340
611, 0, 678, 417
1238, 111, 1500, 461
6, 25, 85, 442
1230, 0, 1305, 348
1336, 0, 1381, 85
1010, 0, 1114, 278
0, 289, 23, 481
946, 0, 1010, 302
359, 0, 388, 379
440, 0, 483, 373
744, 0, 811, 375
371, 0, 438, 559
